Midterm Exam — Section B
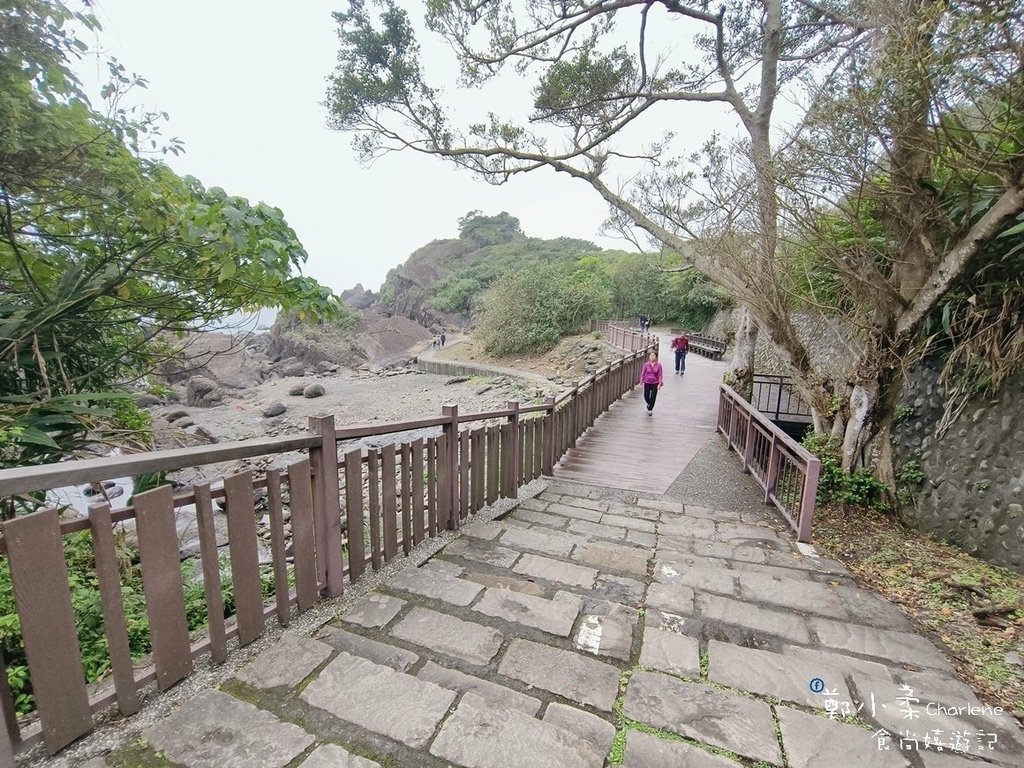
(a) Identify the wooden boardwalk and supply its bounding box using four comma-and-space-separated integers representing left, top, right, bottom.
554, 332, 727, 494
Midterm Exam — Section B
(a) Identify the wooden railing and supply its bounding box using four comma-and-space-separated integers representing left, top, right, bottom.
591, 320, 658, 352
717, 384, 821, 543
0, 344, 652, 757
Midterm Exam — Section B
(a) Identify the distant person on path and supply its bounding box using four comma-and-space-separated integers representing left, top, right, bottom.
639, 351, 664, 416
671, 332, 689, 375
638, 314, 646, 332
440, 330, 446, 347
432, 337, 439, 351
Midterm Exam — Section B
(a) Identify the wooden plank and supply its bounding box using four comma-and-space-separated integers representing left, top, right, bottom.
223, 472, 264, 647
499, 423, 512, 498
3, 509, 91, 753
523, 420, 534, 484
0, 434, 322, 498
426, 438, 437, 537
438, 432, 453, 531
88, 503, 140, 716
411, 438, 425, 543
287, 458, 319, 613
471, 428, 484, 513
486, 425, 499, 504
193, 483, 229, 658
344, 449, 365, 582
459, 430, 470, 520
134, 486, 194, 692
367, 449, 382, 569
381, 443, 398, 561
401, 443, 413, 555
265, 470, 291, 627
309, 416, 343, 597
533, 416, 544, 480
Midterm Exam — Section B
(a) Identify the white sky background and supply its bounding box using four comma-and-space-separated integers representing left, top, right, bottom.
77, 1, 745, 295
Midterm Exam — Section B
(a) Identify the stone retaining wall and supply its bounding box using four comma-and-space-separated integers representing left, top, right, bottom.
893, 361, 1024, 573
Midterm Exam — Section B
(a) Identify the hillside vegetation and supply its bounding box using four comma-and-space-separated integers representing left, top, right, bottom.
379, 211, 731, 354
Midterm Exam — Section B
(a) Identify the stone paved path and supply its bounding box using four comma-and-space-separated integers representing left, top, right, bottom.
103, 484, 1024, 768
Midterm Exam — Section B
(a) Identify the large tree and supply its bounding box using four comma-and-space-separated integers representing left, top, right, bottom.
327, 0, 1024, 499
0, 0, 343, 474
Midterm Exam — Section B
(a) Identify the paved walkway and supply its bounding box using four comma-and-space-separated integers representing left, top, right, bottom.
554, 331, 726, 493
90, 482, 1023, 768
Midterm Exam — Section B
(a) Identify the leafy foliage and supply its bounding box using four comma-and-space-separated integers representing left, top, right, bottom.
476, 261, 613, 355
0, 0, 342, 479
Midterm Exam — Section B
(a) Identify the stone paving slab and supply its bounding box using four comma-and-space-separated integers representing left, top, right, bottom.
658, 517, 718, 539
601, 513, 657, 533
339, 593, 407, 629
499, 525, 582, 557
299, 744, 381, 768
573, 541, 650, 576
391, 606, 504, 666
443, 537, 522, 569
386, 561, 484, 606
638, 626, 700, 678
780, 643, 895, 683
810, 617, 951, 670
301, 651, 456, 748
604, 499, 660, 521
235, 632, 332, 690
654, 559, 737, 594
543, 703, 617, 758
707, 639, 852, 707
472, 586, 582, 636
418, 660, 541, 715
835, 584, 915, 630
568, 518, 628, 540
776, 706, 910, 768
144, 689, 314, 768
464, 521, 505, 540
430, 693, 605, 768
595, 572, 647, 604
315, 626, 419, 672
622, 729, 741, 768
622, 671, 783, 765
626, 529, 658, 547
735, 571, 849, 619
546, 502, 606, 523
462, 569, 548, 597
644, 581, 696, 615
698, 593, 812, 644
513, 552, 598, 588
574, 613, 633, 660
511, 507, 570, 529
498, 638, 620, 711
552, 494, 610, 512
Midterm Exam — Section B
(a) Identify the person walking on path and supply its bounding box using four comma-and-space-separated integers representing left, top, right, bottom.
671, 332, 689, 375
440, 330, 446, 347
639, 351, 664, 416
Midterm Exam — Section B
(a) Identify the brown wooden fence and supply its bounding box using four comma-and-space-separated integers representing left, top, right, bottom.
0, 343, 652, 758
717, 383, 821, 542
591, 320, 658, 352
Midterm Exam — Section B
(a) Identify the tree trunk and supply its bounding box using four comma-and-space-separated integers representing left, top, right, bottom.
729, 306, 758, 400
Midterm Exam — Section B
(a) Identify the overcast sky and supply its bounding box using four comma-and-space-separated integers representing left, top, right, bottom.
75, 1, 671, 295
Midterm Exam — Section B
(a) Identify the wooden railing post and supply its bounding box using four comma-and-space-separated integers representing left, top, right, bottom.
542, 396, 556, 475
797, 457, 821, 543
506, 400, 521, 498
442, 404, 460, 530
309, 415, 345, 598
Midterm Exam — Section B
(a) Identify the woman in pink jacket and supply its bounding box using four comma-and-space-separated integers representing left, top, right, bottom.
639, 351, 664, 416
